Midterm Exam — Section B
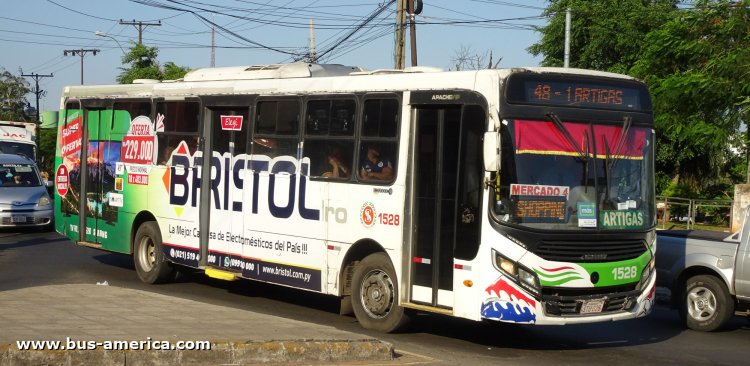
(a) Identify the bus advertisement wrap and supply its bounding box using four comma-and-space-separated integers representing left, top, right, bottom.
54, 65, 656, 332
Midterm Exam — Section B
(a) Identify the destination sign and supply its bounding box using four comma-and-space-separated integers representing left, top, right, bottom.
505, 73, 650, 111
514, 196, 567, 223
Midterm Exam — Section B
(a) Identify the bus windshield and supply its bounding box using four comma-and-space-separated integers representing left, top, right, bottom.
492, 118, 655, 231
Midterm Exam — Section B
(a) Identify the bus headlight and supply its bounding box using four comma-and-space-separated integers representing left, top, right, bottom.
494, 252, 517, 276
518, 267, 541, 295
637, 257, 655, 291
492, 250, 541, 297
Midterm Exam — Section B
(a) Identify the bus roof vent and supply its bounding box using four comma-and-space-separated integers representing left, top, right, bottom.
351, 66, 442, 75
132, 79, 161, 84
183, 62, 365, 82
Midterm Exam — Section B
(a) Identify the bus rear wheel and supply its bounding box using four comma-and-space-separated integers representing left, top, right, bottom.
133, 221, 175, 284
351, 252, 409, 332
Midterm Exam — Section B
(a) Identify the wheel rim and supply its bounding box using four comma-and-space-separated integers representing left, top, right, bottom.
137, 236, 156, 272
359, 269, 395, 319
687, 286, 717, 322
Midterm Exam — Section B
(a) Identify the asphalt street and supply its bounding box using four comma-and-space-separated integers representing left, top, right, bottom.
1, 229, 749, 365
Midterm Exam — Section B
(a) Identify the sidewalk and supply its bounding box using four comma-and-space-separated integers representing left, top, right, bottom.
0, 284, 393, 365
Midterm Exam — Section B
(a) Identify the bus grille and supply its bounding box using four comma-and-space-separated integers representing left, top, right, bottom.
542, 284, 639, 316
535, 239, 647, 263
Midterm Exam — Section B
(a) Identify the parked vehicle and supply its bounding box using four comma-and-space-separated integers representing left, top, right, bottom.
656, 211, 750, 331
0, 121, 37, 160
0, 154, 53, 229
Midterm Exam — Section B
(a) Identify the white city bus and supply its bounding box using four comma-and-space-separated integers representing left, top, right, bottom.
54, 63, 656, 332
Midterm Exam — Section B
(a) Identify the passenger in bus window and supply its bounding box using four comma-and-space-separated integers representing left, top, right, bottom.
360, 145, 393, 181
322, 147, 349, 178
159, 145, 175, 165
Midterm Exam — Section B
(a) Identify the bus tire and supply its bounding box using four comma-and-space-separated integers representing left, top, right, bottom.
351, 252, 409, 332
133, 221, 175, 284
679, 275, 733, 332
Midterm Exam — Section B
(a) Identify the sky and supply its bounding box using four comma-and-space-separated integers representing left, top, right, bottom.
1, 0, 550, 112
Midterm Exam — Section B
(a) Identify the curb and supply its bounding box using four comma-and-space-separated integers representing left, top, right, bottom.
1, 339, 394, 365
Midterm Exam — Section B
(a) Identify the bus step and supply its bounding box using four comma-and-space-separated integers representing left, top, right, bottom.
402, 302, 453, 315
77, 241, 102, 249
205, 267, 238, 281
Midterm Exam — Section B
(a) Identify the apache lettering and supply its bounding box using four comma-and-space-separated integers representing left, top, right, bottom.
170, 152, 320, 221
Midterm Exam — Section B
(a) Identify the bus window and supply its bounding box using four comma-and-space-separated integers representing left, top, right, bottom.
306, 100, 330, 135
358, 98, 399, 182
306, 99, 355, 136
303, 98, 356, 179
363, 99, 399, 137
253, 100, 300, 158
155, 101, 200, 164
112, 101, 151, 135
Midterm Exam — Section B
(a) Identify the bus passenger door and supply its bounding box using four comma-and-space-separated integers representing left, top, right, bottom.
411, 105, 484, 309
206, 106, 249, 271
80, 105, 115, 245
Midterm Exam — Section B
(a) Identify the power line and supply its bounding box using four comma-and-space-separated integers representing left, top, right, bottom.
47, 0, 185, 22
45, 0, 119, 21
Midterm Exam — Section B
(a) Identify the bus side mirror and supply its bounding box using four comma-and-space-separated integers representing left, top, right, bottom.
483, 131, 499, 172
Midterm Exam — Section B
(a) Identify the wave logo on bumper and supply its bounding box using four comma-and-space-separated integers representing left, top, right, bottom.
535, 265, 585, 286
481, 278, 536, 323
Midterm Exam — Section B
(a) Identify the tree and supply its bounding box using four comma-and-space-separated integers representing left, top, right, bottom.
117, 43, 189, 84
0, 68, 31, 121
38, 127, 57, 173
630, 0, 750, 194
528, 0, 678, 73
450, 45, 502, 71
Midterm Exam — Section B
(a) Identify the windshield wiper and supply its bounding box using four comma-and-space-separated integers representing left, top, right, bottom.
546, 113, 588, 162
602, 116, 633, 207
608, 116, 632, 173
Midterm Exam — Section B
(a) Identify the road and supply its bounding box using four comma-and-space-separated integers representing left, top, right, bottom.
1, 229, 748, 365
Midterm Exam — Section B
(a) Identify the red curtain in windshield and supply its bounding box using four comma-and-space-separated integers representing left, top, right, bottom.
514, 120, 645, 159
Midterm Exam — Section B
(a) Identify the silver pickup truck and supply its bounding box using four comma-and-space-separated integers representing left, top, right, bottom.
656, 216, 750, 331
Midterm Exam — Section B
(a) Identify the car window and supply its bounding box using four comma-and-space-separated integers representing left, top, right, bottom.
0, 164, 41, 187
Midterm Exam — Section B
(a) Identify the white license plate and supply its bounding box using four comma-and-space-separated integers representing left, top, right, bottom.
580, 299, 606, 314
11, 215, 26, 223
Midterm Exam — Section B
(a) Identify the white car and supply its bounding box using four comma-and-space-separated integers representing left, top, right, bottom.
0, 154, 53, 229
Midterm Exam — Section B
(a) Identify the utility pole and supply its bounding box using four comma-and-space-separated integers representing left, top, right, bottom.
21, 72, 53, 160
309, 18, 317, 63
119, 19, 161, 45
211, 25, 216, 67
394, 0, 406, 69
63, 49, 99, 85
564, 8, 571, 68
407, 0, 421, 67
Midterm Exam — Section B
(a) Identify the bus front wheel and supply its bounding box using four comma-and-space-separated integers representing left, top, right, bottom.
133, 221, 175, 284
351, 252, 409, 332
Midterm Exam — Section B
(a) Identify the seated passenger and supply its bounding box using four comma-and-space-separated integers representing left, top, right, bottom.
360, 145, 393, 181
322, 148, 349, 178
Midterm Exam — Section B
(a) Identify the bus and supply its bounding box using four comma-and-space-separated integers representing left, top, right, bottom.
54, 62, 656, 332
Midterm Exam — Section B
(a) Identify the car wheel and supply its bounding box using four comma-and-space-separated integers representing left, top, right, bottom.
680, 275, 733, 332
